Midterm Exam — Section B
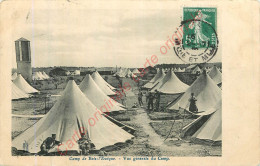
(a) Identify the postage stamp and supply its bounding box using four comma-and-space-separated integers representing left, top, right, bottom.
174, 7, 218, 63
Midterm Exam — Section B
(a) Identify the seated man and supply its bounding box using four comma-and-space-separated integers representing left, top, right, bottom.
40, 134, 61, 155
77, 134, 91, 155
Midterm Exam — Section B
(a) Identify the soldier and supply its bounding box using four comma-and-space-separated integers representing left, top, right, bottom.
40, 134, 61, 155
189, 93, 198, 113
154, 89, 161, 111
145, 90, 149, 103
138, 90, 143, 106
77, 134, 91, 155
147, 92, 154, 111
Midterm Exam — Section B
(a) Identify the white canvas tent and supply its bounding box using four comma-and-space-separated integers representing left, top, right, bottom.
181, 100, 222, 144
92, 71, 116, 96
32, 72, 44, 80
125, 69, 131, 77
131, 73, 137, 78
125, 69, 132, 78
143, 69, 165, 89
12, 80, 133, 153
209, 66, 222, 85
185, 64, 196, 72
178, 68, 185, 72
122, 68, 129, 77
12, 72, 17, 81
168, 71, 221, 112
92, 71, 116, 90
151, 69, 189, 94
71, 70, 80, 76
132, 68, 140, 74
65, 71, 71, 76
114, 68, 123, 77
12, 82, 29, 100
74, 70, 80, 75
148, 70, 166, 89
79, 74, 125, 112
38, 72, 46, 79
13, 74, 39, 94
191, 66, 202, 74
115, 68, 127, 78
42, 71, 50, 79
126, 69, 137, 78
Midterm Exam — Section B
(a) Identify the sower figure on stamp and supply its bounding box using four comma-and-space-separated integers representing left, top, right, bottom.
147, 92, 154, 111
138, 89, 143, 107
154, 89, 161, 112
189, 93, 198, 113
40, 134, 61, 155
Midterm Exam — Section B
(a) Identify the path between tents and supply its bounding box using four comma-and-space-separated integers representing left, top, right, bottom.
133, 108, 166, 147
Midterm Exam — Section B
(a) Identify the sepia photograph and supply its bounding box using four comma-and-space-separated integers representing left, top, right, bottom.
0, 0, 259, 165
10, 3, 222, 157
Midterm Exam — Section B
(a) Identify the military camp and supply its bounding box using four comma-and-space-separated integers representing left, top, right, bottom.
12, 38, 222, 156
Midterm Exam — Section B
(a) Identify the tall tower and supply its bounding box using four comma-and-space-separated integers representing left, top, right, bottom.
15, 37, 32, 82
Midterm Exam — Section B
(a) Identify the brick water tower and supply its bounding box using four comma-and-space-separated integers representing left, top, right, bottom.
15, 37, 32, 82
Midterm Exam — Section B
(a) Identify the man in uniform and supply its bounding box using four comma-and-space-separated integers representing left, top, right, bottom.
154, 90, 161, 111
189, 93, 198, 113
137, 89, 143, 107
147, 92, 154, 111
40, 134, 61, 155
145, 90, 149, 103
77, 134, 91, 155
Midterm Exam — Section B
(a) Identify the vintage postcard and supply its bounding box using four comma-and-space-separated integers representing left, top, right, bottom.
0, 0, 259, 165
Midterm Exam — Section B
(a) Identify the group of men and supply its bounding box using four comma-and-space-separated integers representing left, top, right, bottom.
39, 133, 94, 155
138, 89, 198, 114
138, 89, 161, 111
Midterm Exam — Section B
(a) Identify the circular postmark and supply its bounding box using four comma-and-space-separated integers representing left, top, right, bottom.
173, 19, 219, 63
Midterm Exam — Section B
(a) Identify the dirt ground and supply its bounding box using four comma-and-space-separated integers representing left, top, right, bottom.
12, 75, 221, 156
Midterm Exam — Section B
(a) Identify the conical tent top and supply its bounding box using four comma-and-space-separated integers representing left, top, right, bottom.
13, 74, 38, 93
79, 74, 125, 111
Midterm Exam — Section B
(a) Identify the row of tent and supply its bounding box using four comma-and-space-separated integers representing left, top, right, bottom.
12, 74, 39, 100
143, 66, 222, 112
65, 70, 80, 76
144, 66, 222, 93
32, 71, 50, 80
143, 67, 222, 144
12, 71, 50, 81
143, 68, 189, 94
113, 68, 139, 78
164, 67, 185, 72
159, 65, 222, 74
12, 72, 133, 153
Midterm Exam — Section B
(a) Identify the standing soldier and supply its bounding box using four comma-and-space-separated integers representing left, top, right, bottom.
145, 90, 149, 103
189, 93, 198, 113
147, 92, 154, 111
138, 90, 143, 107
154, 90, 161, 111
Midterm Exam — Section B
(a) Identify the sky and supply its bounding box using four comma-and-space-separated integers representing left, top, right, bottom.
5, 0, 221, 68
